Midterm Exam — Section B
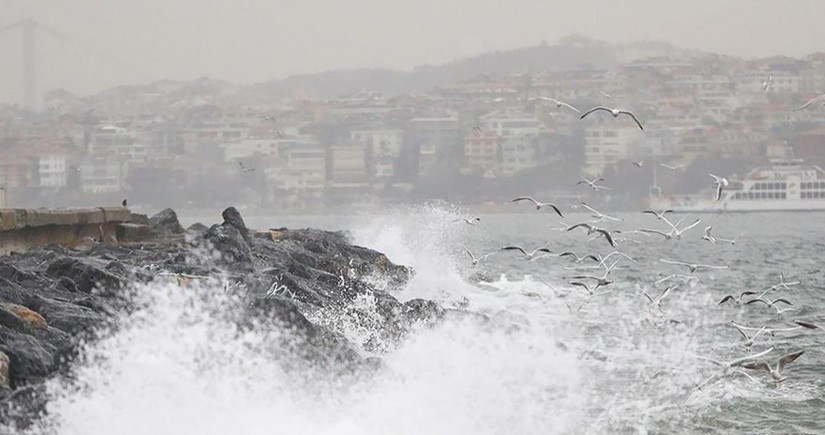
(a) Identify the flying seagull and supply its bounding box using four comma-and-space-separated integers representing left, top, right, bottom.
557, 251, 600, 264
745, 297, 793, 309
718, 291, 758, 305
500, 246, 553, 261
238, 161, 255, 173
742, 351, 804, 387
640, 285, 677, 310
510, 197, 564, 217
762, 74, 773, 92
731, 322, 767, 350
534, 97, 581, 114
580, 202, 623, 222
598, 90, 612, 99
121, 199, 127, 207
566, 223, 617, 248
577, 176, 610, 191
710, 174, 729, 201
797, 93, 825, 111
698, 347, 774, 370
453, 217, 481, 225
702, 226, 736, 245
463, 247, 497, 267
632, 160, 644, 168
659, 258, 728, 273
639, 217, 702, 240
659, 163, 686, 171
643, 209, 674, 220
580, 106, 644, 131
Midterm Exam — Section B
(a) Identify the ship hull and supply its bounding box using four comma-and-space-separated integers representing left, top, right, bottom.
649, 196, 825, 213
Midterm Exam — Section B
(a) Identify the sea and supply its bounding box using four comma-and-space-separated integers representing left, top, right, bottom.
19, 206, 825, 434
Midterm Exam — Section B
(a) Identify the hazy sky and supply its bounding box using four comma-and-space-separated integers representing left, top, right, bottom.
1, 0, 824, 104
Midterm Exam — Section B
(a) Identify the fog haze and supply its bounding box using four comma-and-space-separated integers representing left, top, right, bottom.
2, 0, 825, 103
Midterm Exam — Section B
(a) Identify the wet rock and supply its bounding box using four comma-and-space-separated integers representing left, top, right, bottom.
204, 223, 254, 273
187, 222, 208, 233
148, 208, 185, 236
0, 304, 47, 330
221, 206, 250, 243
46, 258, 123, 295
0, 351, 9, 389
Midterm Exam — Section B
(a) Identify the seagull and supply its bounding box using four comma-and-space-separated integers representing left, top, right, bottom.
121, 199, 128, 207
797, 93, 825, 111
261, 115, 278, 122
769, 273, 800, 291
580, 106, 644, 131
640, 285, 677, 310
557, 251, 600, 264
238, 161, 255, 173
639, 217, 702, 240
577, 176, 610, 191
698, 347, 774, 370
762, 74, 773, 92
454, 217, 481, 225
510, 197, 564, 217
534, 97, 581, 114
472, 125, 483, 132
793, 320, 823, 330
731, 322, 767, 350
718, 291, 758, 305
710, 174, 729, 201
745, 297, 793, 309
643, 209, 674, 220
742, 351, 804, 387
566, 223, 617, 248
632, 160, 644, 168
660, 258, 728, 273
659, 163, 686, 171
701, 226, 735, 245
463, 247, 497, 267
731, 321, 815, 336
570, 259, 621, 290
580, 202, 623, 222
569, 280, 610, 295
598, 90, 612, 99
500, 246, 553, 261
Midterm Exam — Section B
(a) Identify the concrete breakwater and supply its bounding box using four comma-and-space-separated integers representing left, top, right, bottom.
0, 207, 142, 256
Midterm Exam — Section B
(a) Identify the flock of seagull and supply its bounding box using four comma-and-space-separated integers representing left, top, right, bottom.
456, 163, 819, 392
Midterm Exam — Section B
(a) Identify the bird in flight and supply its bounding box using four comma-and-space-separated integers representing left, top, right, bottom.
557, 251, 600, 264
566, 223, 617, 248
238, 161, 255, 173
510, 197, 564, 217
453, 217, 481, 225
580, 106, 644, 131
534, 97, 581, 114
710, 174, 729, 201
762, 74, 773, 92
742, 351, 804, 387
580, 202, 623, 222
659, 163, 686, 171
642, 209, 674, 220
718, 291, 758, 305
577, 176, 610, 191
797, 93, 825, 111
500, 246, 553, 261
659, 258, 728, 273
632, 160, 644, 168
463, 247, 497, 267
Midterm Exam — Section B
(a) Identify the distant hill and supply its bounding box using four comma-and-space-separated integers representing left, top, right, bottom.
244, 37, 709, 101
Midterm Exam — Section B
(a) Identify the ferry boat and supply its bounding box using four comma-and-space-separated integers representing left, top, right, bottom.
648, 157, 825, 212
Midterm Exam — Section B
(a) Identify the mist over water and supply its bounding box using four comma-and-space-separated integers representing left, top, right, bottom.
14, 207, 825, 434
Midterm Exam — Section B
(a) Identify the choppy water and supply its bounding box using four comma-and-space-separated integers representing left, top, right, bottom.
21, 207, 825, 434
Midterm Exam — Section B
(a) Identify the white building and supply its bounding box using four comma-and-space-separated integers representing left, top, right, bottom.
584, 124, 644, 175
38, 154, 68, 188
80, 156, 128, 193
265, 139, 326, 198
223, 138, 280, 162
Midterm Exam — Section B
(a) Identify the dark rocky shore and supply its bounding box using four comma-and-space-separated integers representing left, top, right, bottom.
0, 207, 444, 429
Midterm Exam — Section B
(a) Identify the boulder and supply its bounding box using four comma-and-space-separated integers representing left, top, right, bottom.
45, 258, 123, 295
148, 208, 185, 235
221, 206, 251, 243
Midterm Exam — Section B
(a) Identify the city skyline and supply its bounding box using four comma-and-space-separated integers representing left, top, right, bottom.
2, 0, 825, 104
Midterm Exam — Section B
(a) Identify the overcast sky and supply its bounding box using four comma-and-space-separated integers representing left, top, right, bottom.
1, 0, 824, 104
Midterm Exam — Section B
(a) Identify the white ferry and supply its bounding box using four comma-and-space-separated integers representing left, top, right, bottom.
648, 157, 825, 212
